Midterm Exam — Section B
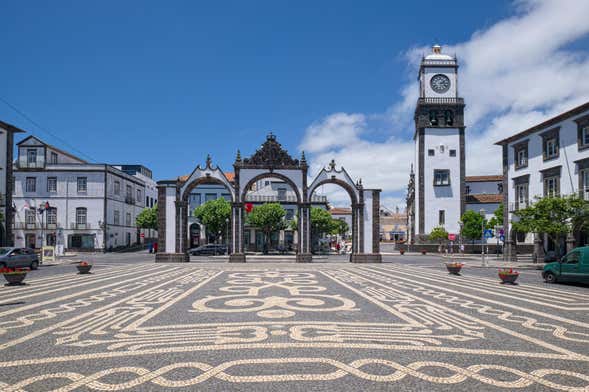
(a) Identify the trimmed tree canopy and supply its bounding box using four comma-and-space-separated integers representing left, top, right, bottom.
193, 198, 231, 240
136, 206, 158, 230
429, 226, 448, 243
460, 210, 485, 242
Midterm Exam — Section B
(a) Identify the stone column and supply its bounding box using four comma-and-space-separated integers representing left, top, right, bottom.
566, 232, 576, 253
155, 183, 188, 263
229, 202, 245, 263
296, 203, 312, 263
358, 202, 365, 253
533, 233, 544, 264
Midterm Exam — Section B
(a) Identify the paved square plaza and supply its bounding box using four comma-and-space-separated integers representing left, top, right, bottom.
1, 260, 589, 391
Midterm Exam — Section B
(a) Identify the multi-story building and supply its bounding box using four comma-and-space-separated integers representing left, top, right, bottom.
496, 101, 589, 260
0, 120, 25, 246
379, 207, 408, 242
12, 135, 157, 252
412, 44, 465, 240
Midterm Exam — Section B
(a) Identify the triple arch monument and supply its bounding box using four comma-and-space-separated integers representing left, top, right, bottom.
156, 134, 382, 263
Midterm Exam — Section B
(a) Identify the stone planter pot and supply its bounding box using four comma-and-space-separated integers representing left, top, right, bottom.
399, 250, 405, 255
421, 250, 427, 255
499, 273, 519, 284
445, 264, 463, 275
3, 273, 27, 286
77, 265, 92, 274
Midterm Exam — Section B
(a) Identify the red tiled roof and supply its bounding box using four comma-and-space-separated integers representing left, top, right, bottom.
465, 175, 503, 182
466, 194, 503, 203
329, 207, 352, 215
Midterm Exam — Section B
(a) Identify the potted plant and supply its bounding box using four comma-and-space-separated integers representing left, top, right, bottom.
421, 249, 427, 255
76, 261, 93, 274
498, 268, 519, 284
1, 267, 29, 286
445, 262, 464, 275
399, 249, 405, 255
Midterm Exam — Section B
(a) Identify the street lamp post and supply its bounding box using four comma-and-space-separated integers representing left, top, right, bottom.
479, 208, 486, 267
37, 201, 50, 248
458, 220, 463, 255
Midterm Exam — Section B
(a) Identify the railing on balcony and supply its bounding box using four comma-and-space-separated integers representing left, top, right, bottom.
421, 59, 457, 67
244, 194, 328, 203
417, 97, 464, 105
70, 223, 91, 230
17, 156, 46, 169
509, 201, 529, 212
14, 222, 39, 229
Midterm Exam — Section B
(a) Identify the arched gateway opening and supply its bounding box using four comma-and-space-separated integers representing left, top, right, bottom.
155, 134, 381, 263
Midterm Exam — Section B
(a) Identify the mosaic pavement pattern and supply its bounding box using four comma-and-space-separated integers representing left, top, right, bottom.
1, 263, 589, 391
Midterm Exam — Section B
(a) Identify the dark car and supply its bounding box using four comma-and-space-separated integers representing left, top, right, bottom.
0, 247, 40, 270
189, 244, 228, 256
544, 251, 559, 263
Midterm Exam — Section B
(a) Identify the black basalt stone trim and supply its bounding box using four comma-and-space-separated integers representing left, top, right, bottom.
540, 165, 561, 178
157, 186, 166, 252
372, 190, 380, 253
5, 130, 15, 246
459, 127, 465, 217
502, 145, 509, 232
512, 174, 530, 185
418, 128, 425, 234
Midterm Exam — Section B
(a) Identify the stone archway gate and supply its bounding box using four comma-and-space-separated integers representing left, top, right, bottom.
155, 134, 381, 263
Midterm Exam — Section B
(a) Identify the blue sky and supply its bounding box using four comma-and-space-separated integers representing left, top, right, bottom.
2, 1, 589, 208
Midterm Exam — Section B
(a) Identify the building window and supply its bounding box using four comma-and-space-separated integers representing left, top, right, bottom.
146, 196, 149, 206
46, 208, 57, 225
222, 193, 231, 201
497, 183, 503, 193
126, 212, 131, 227
543, 176, 560, 197
278, 188, 287, 201
114, 210, 120, 225
25, 209, 36, 225
428, 149, 435, 156
205, 193, 216, 202
514, 142, 528, 169
286, 209, 295, 220
541, 128, 560, 161
137, 189, 142, 204
433, 170, 450, 186
50, 152, 58, 164
47, 177, 57, 193
581, 169, 589, 200
516, 183, 528, 209
27, 149, 37, 164
582, 126, 589, 148
465, 185, 470, 195
76, 208, 87, 225
449, 149, 456, 157
439, 210, 445, 225
575, 115, 589, 150
114, 181, 121, 195
77, 177, 87, 193
25, 177, 36, 193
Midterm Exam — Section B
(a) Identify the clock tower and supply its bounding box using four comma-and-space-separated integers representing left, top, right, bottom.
412, 44, 465, 239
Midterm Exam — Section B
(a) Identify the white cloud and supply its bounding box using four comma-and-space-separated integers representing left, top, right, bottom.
301, 0, 589, 207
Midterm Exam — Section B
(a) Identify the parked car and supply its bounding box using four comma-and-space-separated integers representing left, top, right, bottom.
0, 247, 40, 270
189, 244, 228, 256
543, 246, 589, 284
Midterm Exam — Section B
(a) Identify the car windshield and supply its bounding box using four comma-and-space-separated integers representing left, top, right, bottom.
0, 248, 12, 255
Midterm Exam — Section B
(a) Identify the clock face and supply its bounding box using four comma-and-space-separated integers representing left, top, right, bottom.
430, 74, 451, 93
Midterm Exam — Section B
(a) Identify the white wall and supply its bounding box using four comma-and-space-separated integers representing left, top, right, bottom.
423, 128, 461, 235
422, 66, 458, 98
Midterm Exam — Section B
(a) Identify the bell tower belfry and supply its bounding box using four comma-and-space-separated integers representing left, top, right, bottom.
413, 44, 465, 238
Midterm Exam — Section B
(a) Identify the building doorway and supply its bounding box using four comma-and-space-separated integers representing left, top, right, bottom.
25, 233, 36, 249
189, 223, 201, 248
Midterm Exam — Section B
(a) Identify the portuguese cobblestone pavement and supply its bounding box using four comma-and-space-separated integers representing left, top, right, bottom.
1, 258, 589, 391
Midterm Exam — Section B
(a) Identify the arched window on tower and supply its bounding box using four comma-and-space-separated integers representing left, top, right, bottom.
444, 110, 454, 126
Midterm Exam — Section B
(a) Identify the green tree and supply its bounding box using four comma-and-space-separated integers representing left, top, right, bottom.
460, 210, 486, 244
487, 203, 504, 229
193, 198, 231, 244
136, 206, 158, 230
330, 219, 349, 237
246, 203, 287, 253
310, 207, 334, 236
512, 196, 589, 255
429, 226, 448, 245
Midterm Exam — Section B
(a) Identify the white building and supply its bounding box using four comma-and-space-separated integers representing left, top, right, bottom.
12, 136, 157, 252
496, 101, 589, 260
411, 45, 465, 239
0, 121, 25, 246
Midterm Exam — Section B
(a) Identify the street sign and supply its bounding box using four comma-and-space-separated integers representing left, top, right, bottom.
140, 233, 145, 238
484, 229, 494, 239
448, 233, 456, 241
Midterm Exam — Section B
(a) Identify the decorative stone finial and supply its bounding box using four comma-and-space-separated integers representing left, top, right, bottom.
328, 159, 336, 171
300, 151, 307, 165
235, 149, 241, 162
206, 154, 212, 167
267, 132, 276, 141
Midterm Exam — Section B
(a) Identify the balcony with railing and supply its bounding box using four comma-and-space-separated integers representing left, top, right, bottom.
70, 222, 92, 230
509, 201, 529, 212
125, 196, 135, 205
244, 194, 328, 203
17, 156, 46, 169
417, 97, 464, 105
